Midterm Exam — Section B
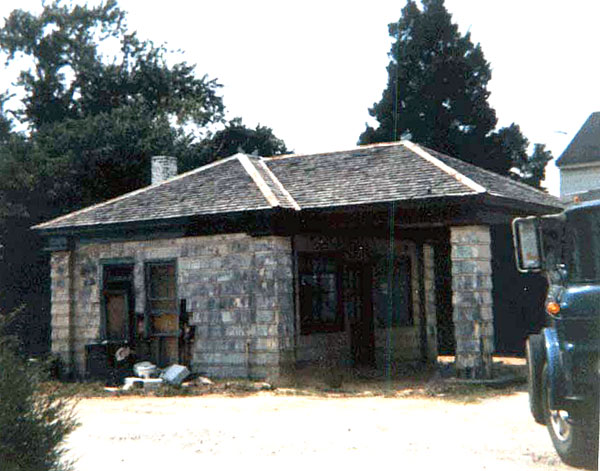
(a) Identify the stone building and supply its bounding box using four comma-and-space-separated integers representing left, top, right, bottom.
33, 141, 561, 380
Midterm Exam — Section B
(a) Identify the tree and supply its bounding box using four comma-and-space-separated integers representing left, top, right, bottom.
0, 312, 78, 471
521, 143, 552, 188
0, 0, 223, 132
360, 0, 551, 188
180, 118, 289, 172
360, 0, 496, 162
0, 1, 288, 354
0, 0, 224, 209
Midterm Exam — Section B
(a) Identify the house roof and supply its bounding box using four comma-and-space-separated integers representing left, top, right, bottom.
556, 112, 600, 167
33, 141, 562, 232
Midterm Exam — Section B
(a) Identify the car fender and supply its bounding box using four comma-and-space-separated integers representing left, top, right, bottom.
542, 327, 566, 409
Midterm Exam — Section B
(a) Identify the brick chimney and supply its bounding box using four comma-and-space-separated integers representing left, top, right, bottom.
151, 155, 178, 185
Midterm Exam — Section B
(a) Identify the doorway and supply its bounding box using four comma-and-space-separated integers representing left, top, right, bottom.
102, 264, 134, 344
343, 264, 375, 367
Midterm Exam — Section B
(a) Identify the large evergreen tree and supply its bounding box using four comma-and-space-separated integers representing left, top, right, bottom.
360, 0, 551, 188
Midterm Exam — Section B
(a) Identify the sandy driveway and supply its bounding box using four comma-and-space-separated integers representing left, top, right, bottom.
64, 390, 578, 471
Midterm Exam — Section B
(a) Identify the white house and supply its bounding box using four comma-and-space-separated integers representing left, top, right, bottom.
557, 112, 600, 201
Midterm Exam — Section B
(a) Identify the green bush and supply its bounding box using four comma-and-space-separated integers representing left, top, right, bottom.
0, 315, 78, 471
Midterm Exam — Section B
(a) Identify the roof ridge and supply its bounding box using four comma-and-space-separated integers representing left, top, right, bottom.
265, 141, 404, 161
257, 159, 301, 211
236, 153, 281, 208
32, 155, 240, 230
401, 141, 486, 194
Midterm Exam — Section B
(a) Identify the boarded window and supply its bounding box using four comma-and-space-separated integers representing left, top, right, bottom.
105, 292, 128, 340
146, 262, 178, 366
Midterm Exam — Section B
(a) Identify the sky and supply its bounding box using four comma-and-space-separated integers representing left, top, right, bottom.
1, 0, 599, 197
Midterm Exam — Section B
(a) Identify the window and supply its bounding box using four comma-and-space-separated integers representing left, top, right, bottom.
299, 255, 343, 333
373, 256, 413, 327
145, 261, 179, 366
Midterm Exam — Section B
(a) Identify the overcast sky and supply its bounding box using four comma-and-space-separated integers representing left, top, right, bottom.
2, 0, 599, 196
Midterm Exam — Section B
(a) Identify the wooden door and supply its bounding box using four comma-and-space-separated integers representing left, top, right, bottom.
104, 290, 130, 341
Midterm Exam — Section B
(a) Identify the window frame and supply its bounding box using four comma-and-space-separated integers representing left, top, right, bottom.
144, 259, 179, 338
298, 252, 344, 334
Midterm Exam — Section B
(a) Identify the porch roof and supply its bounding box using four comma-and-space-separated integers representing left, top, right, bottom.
33, 141, 562, 232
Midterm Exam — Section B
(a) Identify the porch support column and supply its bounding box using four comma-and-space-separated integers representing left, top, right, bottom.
423, 244, 437, 362
450, 226, 494, 379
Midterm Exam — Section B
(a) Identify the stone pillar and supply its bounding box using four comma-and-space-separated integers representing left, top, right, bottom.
423, 244, 437, 362
450, 226, 494, 379
49, 250, 75, 376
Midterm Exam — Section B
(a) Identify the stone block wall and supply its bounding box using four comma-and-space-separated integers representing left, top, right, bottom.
48, 233, 294, 380
188, 236, 294, 379
49, 251, 73, 372
451, 225, 494, 379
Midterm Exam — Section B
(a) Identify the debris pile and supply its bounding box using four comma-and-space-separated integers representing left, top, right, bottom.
120, 362, 191, 391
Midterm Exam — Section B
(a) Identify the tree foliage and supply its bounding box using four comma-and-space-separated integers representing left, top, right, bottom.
360, 0, 551, 189
181, 118, 289, 172
0, 0, 223, 131
0, 312, 78, 471
0, 1, 286, 354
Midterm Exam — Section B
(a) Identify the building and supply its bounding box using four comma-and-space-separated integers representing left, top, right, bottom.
33, 141, 562, 380
557, 112, 600, 201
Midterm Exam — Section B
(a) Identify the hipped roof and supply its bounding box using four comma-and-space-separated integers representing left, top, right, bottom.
34, 141, 562, 232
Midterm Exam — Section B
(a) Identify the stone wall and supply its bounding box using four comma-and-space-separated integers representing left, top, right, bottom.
49, 233, 294, 380
450, 225, 494, 379
49, 251, 74, 372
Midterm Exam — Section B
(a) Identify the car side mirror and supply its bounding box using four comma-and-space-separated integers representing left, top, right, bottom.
513, 217, 542, 272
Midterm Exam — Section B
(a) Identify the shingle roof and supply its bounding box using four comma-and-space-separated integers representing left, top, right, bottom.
34, 141, 562, 231
556, 112, 600, 167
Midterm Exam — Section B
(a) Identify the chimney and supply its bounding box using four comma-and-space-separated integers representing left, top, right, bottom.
151, 155, 178, 185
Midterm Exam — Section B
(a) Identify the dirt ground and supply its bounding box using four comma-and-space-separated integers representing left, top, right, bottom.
64, 385, 582, 470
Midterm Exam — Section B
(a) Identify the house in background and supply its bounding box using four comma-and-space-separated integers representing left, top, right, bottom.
33, 141, 561, 380
557, 112, 600, 202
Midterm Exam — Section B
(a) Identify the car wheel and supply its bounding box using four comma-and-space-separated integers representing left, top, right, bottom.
526, 334, 545, 424
541, 363, 598, 469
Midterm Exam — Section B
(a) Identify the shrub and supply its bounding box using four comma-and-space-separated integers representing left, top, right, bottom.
0, 313, 78, 471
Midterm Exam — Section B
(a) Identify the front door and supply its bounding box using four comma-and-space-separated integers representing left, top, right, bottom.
104, 290, 130, 341
343, 264, 374, 366
102, 264, 135, 344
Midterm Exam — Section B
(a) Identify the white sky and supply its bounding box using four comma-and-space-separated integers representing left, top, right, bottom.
2, 0, 599, 197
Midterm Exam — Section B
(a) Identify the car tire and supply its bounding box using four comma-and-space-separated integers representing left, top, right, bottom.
526, 334, 545, 424
541, 363, 598, 469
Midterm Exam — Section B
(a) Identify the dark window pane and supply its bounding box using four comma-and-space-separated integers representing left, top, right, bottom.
299, 254, 341, 333
148, 264, 176, 299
